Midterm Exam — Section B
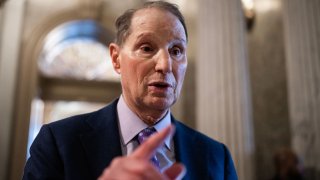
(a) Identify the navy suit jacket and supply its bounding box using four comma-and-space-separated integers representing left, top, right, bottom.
23, 99, 237, 180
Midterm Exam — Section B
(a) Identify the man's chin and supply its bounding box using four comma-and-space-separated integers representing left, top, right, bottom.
146, 98, 175, 111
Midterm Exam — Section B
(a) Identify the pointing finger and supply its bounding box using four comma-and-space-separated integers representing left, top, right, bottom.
164, 163, 186, 180
132, 125, 175, 160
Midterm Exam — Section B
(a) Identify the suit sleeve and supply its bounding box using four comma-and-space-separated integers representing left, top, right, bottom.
223, 144, 238, 180
23, 125, 64, 180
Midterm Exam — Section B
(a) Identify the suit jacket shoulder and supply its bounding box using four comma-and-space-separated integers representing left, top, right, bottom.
173, 119, 238, 180
23, 99, 122, 180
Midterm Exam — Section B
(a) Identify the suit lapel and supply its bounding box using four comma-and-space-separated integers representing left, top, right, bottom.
172, 119, 199, 180
80, 100, 122, 178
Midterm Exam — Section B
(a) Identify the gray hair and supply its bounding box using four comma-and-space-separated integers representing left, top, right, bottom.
114, 1, 188, 46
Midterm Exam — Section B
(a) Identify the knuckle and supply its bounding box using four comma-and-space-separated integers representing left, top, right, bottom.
137, 161, 154, 171
110, 157, 123, 166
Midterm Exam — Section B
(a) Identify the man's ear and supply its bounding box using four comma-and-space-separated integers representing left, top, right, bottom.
109, 43, 121, 74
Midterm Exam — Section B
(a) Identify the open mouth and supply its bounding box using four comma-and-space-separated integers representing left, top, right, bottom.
149, 82, 172, 88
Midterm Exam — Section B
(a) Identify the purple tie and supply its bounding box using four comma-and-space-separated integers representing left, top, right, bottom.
137, 127, 160, 169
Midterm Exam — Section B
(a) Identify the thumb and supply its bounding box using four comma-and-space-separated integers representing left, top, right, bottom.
164, 163, 186, 180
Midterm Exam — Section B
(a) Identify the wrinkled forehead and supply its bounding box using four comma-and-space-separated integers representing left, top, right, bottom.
129, 8, 187, 41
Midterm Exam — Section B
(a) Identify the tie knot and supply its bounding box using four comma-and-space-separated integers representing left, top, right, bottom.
137, 127, 157, 144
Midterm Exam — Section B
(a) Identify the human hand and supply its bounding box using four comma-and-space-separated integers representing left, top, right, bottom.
98, 125, 186, 180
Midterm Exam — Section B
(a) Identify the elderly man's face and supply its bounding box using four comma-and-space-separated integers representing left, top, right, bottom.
111, 8, 187, 118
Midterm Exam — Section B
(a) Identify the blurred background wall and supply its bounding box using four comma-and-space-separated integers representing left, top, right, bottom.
0, 0, 319, 179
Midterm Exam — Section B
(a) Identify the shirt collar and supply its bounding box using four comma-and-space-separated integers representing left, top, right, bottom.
117, 95, 172, 150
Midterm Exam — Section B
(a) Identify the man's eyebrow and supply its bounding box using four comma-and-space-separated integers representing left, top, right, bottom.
171, 38, 187, 46
136, 33, 153, 40
175, 38, 187, 44
135, 32, 187, 44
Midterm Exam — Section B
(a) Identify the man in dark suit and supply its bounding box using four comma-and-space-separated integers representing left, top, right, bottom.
23, 1, 238, 179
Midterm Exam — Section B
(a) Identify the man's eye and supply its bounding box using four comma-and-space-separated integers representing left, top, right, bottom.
171, 47, 182, 56
141, 45, 153, 52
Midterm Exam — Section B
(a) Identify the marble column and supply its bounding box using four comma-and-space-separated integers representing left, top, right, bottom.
0, 0, 26, 179
283, 0, 320, 179
196, 0, 254, 179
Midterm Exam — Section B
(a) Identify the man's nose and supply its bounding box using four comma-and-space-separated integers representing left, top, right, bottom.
155, 50, 172, 73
